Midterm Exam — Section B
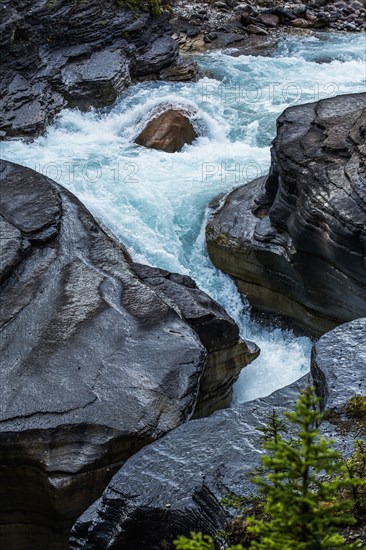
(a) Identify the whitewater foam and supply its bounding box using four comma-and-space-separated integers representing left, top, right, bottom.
2, 32, 365, 403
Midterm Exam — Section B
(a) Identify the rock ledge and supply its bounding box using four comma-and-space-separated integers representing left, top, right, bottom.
207, 92, 366, 336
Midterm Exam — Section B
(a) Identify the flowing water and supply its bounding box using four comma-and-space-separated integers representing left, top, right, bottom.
2, 32, 365, 403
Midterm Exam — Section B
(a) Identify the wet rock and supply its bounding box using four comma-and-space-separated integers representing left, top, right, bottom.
246, 23, 269, 35
0, 1, 184, 139
70, 319, 366, 549
211, 1, 229, 10
315, 11, 331, 27
0, 160, 255, 550
234, 2, 254, 14
132, 263, 260, 417
206, 93, 366, 336
276, 7, 297, 22
60, 49, 131, 109
70, 379, 309, 550
311, 318, 366, 412
222, 34, 278, 56
306, 12, 318, 23
240, 13, 254, 25
257, 13, 281, 27
132, 36, 178, 77
170, 0, 365, 55
292, 5, 307, 17
290, 17, 310, 27
135, 109, 199, 153
159, 56, 200, 81
0, 80, 65, 139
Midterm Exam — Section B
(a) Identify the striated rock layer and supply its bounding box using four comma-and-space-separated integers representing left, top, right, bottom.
207, 93, 366, 337
0, 160, 258, 550
70, 317, 366, 549
0, 0, 198, 139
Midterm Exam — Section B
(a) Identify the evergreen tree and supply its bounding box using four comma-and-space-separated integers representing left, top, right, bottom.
174, 387, 362, 550
344, 440, 366, 523
248, 386, 360, 549
257, 409, 288, 444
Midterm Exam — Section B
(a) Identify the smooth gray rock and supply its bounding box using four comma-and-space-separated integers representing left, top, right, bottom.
70, 318, 366, 550
311, 317, 366, 411
70, 379, 309, 550
132, 263, 260, 417
207, 93, 366, 336
0, 160, 256, 549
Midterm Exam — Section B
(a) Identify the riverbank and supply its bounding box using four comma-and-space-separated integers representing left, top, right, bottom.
2, 31, 364, 405
1, 5, 365, 548
170, 0, 365, 52
1, 0, 364, 139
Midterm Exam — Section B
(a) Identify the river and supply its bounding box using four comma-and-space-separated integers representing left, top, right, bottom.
2, 31, 365, 403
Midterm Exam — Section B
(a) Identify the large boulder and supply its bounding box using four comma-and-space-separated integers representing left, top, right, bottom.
70, 318, 366, 549
132, 263, 259, 417
0, 0, 196, 139
0, 160, 257, 550
71, 380, 309, 550
207, 93, 366, 337
135, 109, 199, 152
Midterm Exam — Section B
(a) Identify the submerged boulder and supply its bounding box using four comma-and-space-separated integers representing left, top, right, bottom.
70, 318, 366, 549
135, 109, 199, 152
207, 92, 366, 337
0, 160, 257, 550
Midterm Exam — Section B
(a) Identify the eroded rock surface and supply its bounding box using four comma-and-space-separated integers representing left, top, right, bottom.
70, 318, 366, 550
70, 380, 309, 550
311, 317, 366, 412
0, 160, 257, 550
0, 0, 197, 139
207, 93, 366, 336
132, 263, 259, 416
135, 109, 199, 152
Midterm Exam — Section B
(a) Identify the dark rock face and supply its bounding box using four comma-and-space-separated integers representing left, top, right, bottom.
158, 56, 201, 82
309, 318, 366, 477
70, 379, 309, 550
70, 318, 366, 550
0, 160, 257, 550
60, 49, 131, 110
132, 263, 260, 416
135, 109, 199, 152
207, 93, 366, 337
0, 0, 189, 139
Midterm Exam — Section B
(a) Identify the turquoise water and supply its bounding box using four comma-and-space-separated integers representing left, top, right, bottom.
2, 32, 365, 403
